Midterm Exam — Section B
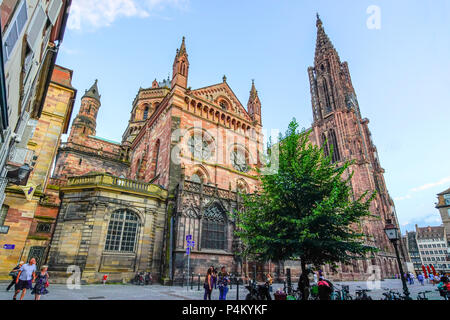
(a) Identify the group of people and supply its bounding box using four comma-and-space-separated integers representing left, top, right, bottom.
298, 269, 333, 300
7, 258, 49, 300
203, 266, 230, 300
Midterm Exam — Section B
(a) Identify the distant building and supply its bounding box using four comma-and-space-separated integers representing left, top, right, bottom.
404, 231, 421, 273
416, 225, 449, 274
436, 187, 450, 247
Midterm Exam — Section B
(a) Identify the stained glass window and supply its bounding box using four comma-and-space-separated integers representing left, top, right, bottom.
201, 203, 227, 250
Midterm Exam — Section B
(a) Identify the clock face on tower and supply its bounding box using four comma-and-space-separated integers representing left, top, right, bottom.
188, 135, 212, 161
230, 150, 249, 173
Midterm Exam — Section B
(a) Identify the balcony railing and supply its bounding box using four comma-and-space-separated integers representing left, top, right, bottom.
65, 174, 168, 199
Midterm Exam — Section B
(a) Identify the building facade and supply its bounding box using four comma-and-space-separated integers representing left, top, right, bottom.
47, 37, 263, 284
0, 0, 71, 207
0, 64, 75, 278
416, 225, 449, 274
405, 231, 422, 273
436, 187, 450, 247
34, 17, 403, 284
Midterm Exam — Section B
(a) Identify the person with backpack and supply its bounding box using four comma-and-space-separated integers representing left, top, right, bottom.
31, 265, 49, 301
6, 261, 24, 292
317, 277, 333, 300
437, 276, 449, 300
13, 258, 37, 300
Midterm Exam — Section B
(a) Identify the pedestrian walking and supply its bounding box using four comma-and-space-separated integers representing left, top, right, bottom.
203, 268, 213, 300
418, 273, 424, 286
31, 265, 49, 301
409, 272, 415, 285
266, 273, 273, 293
218, 266, 230, 300
437, 275, 449, 300
298, 272, 310, 301
429, 273, 435, 285
13, 258, 37, 300
212, 268, 218, 289
6, 261, 24, 292
102, 274, 108, 285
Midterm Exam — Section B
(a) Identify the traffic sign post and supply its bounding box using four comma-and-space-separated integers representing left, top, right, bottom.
186, 235, 195, 291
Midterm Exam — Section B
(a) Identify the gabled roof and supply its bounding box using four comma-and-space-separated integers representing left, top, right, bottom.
438, 187, 450, 195
192, 79, 251, 121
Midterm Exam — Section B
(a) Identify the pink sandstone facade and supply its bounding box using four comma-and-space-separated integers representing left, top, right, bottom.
45, 17, 403, 283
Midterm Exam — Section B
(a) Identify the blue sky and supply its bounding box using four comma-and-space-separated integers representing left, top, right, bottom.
57, 0, 450, 233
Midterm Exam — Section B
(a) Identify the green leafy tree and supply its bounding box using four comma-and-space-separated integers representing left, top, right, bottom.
235, 119, 377, 279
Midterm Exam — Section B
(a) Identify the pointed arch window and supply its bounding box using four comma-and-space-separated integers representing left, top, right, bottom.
143, 105, 149, 120
322, 78, 332, 113
321, 133, 329, 158
329, 129, 341, 163
152, 140, 160, 178
201, 202, 227, 250
105, 209, 140, 252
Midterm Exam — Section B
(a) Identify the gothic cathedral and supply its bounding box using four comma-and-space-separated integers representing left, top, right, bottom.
46, 17, 401, 283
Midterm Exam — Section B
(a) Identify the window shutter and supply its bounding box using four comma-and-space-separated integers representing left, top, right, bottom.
47, 0, 63, 26
26, 4, 47, 50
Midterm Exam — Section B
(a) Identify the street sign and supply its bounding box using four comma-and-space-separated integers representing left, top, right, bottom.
185, 235, 195, 291
3, 244, 15, 250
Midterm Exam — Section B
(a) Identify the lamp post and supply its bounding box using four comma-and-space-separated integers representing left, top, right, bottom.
384, 219, 411, 300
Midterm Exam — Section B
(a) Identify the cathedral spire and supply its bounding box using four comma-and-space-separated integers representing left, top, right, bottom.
314, 14, 339, 64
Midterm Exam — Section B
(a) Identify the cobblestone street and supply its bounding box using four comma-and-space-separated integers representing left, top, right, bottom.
0, 279, 445, 300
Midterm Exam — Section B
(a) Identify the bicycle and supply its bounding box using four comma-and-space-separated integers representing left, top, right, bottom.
382, 288, 400, 300
331, 284, 353, 300
355, 286, 372, 300
417, 290, 432, 300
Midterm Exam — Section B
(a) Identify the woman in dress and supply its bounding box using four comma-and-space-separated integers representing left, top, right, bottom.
32, 265, 49, 301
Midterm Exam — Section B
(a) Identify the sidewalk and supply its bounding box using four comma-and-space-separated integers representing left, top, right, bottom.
0, 279, 444, 300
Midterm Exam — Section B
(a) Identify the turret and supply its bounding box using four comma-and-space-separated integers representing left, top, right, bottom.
171, 37, 189, 89
68, 80, 101, 142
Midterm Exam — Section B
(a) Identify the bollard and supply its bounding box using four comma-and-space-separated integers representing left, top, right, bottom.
236, 278, 240, 300
286, 268, 292, 294
198, 274, 201, 291
191, 272, 194, 290
230, 274, 233, 290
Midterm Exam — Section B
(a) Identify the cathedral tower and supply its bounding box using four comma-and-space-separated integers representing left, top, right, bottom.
308, 15, 402, 280
171, 37, 189, 88
68, 80, 101, 142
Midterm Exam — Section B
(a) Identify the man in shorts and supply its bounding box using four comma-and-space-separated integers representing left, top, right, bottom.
13, 258, 37, 300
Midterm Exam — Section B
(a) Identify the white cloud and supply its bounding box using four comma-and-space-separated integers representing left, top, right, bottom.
68, 0, 188, 30
394, 194, 412, 201
410, 176, 450, 192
